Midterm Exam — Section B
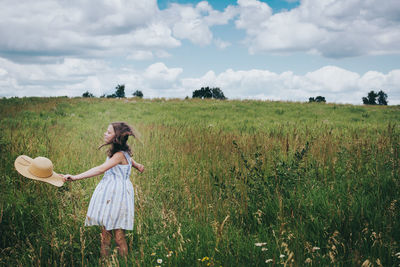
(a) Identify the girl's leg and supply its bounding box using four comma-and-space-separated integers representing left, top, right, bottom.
114, 229, 128, 257
101, 227, 112, 257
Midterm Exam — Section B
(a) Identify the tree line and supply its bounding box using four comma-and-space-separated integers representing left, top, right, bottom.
82, 85, 143, 99
82, 85, 227, 100
82, 85, 389, 105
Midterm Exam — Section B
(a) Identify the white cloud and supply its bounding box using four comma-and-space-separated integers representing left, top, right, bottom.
161, 2, 237, 46
126, 49, 171, 61
0, 58, 183, 97
128, 50, 154, 61
155, 50, 172, 58
0, 0, 175, 62
0, 0, 238, 63
1, 0, 400, 63
181, 66, 400, 104
129, 23, 181, 48
304, 66, 360, 93
235, 0, 400, 57
1, 55, 399, 104
0, 1, 399, 103
235, 0, 272, 30
144, 62, 183, 89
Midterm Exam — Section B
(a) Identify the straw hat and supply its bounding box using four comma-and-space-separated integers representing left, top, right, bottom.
14, 155, 64, 187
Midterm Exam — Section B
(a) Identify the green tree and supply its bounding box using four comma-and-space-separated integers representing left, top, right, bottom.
211, 87, 226, 100
362, 91, 378, 105
309, 96, 326, 103
362, 90, 388, 105
82, 91, 94, 98
106, 84, 125, 98
193, 87, 226, 100
377, 90, 388, 105
115, 84, 125, 98
132, 90, 143, 98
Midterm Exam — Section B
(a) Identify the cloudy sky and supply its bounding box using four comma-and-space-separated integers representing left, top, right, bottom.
1, 0, 399, 104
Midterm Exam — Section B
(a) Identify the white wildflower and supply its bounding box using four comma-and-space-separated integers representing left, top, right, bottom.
255, 242, 267, 247
265, 259, 273, 263
312, 246, 320, 252
280, 254, 285, 258
261, 248, 268, 251
157, 259, 162, 264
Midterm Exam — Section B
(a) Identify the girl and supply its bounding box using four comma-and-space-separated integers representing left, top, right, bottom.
62, 122, 144, 258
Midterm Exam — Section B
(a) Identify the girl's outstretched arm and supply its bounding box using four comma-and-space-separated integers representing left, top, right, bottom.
62, 152, 126, 181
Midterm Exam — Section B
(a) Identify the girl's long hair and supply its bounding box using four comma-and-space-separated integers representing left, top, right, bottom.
98, 122, 139, 157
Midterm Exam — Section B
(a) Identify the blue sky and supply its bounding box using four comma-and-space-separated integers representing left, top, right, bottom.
0, 0, 399, 104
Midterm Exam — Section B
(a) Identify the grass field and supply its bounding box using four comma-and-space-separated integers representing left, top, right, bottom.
0, 97, 399, 266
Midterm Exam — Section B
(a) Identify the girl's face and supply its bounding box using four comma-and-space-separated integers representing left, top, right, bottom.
104, 124, 115, 143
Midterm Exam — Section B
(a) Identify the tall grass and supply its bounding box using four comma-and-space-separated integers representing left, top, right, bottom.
0, 97, 399, 266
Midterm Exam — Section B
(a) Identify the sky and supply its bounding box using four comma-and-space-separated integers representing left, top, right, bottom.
0, 0, 399, 104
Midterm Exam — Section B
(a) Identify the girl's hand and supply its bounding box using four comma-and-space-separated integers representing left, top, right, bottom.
61, 174, 77, 182
136, 164, 144, 173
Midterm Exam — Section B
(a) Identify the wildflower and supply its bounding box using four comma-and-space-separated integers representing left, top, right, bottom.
305, 258, 312, 264
265, 259, 273, 263
361, 259, 371, 267
255, 242, 267, 247
396, 252, 400, 258
280, 254, 285, 258
261, 248, 268, 251
157, 259, 162, 264
151, 252, 156, 256
201, 256, 209, 262
166, 251, 173, 257
312, 247, 320, 252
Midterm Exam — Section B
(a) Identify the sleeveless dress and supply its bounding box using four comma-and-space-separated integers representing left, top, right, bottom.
85, 151, 135, 230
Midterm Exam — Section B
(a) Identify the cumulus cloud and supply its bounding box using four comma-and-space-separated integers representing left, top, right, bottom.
1, 0, 399, 103
0, 0, 163, 61
0, 0, 237, 63
0, 55, 399, 104
127, 50, 154, 61
161, 1, 237, 46
144, 62, 183, 89
126, 49, 171, 61
181, 66, 400, 104
235, 0, 400, 57
1, 0, 400, 63
0, 58, 183, 97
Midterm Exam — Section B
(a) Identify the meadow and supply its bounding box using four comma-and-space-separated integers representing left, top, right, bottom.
0, 97, 399, 266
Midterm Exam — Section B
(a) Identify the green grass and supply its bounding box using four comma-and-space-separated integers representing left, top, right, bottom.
0, 97, 399, 266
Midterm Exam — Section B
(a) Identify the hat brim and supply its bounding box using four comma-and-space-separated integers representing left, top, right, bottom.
14, 155, 64, 187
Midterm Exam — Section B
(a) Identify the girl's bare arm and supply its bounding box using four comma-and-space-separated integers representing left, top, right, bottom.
132, 159, 144, 173
62, 152, 125, 181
